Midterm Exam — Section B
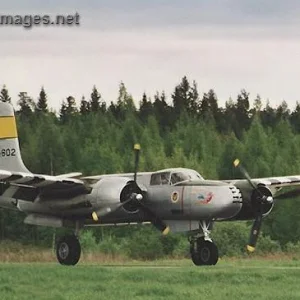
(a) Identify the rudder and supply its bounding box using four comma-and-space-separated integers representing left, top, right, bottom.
0, 102, 30, 173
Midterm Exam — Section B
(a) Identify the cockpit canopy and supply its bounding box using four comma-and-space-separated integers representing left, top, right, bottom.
150, 168, 203, 186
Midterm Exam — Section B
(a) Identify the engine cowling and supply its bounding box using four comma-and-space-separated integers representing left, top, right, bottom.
231, 185, 274, 221
120, 181, 142, 213
93, 177, 142, 214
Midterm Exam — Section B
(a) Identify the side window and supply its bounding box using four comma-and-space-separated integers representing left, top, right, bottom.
161, 173, 169, 185
150, 172, 170, 185
171, 173, 180, 185
171, 172, 190, 185
150, 174, 161, 185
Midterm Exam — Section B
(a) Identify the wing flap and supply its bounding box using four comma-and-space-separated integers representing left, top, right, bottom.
0, 169, 91, 198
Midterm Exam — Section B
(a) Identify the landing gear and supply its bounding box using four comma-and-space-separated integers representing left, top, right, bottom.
56, 235, 81, 266
189, 220, 219, 266
190, 237, 218, 266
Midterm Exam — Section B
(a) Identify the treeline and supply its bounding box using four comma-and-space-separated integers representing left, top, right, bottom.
1, 76, 300, 258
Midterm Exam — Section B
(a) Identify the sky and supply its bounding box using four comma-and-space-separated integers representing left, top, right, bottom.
1, 0, 300, 111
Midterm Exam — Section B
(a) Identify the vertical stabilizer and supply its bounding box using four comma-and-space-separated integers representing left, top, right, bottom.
0, 102, 30, 173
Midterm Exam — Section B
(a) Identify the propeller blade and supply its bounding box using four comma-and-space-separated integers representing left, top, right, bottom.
247, 212, 263, 252
233, 159, 268, 253
138, 202, 170, 235
92, 207, 112, 221
92, 193, 143, 221
133, 144, 141, 182
233, 159, 261, 193
132, 143, 169, 234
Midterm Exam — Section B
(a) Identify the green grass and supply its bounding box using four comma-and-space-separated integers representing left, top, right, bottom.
0, 259, 300, 300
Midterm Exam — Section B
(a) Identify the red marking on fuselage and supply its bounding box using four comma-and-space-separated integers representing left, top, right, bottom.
196, 192, 213, 204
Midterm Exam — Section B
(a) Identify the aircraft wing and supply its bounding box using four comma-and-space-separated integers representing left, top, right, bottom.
0, 169, 91, 199
82, 172, 152, 181
228, 175, 300, 200
229, 175, 300, 189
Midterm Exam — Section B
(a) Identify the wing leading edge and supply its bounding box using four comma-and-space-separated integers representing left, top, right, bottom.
229, 175, 300, 188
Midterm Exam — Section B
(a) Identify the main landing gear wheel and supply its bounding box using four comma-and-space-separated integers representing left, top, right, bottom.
56, 235, 81, 266
190, 238, 219, 266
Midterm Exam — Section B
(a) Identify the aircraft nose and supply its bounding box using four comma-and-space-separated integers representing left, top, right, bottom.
229, 186, 243, 204
215, 185, 243, 219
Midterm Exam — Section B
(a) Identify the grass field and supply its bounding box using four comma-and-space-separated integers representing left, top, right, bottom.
1, 258, 300, 300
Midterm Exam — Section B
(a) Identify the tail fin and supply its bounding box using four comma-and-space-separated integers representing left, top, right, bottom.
0, 102, 30, 173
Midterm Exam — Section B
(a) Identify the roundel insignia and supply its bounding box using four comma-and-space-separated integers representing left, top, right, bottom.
171, 191, 179, 203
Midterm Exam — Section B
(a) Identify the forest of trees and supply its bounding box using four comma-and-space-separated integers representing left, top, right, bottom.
1, 76, 300, 259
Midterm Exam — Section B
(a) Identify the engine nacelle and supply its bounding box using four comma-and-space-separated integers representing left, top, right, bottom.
231, 185, 274, 221
93, 177, 143, 214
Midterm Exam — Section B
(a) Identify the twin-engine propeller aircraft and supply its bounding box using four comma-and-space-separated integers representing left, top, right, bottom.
0, 102, 300, 266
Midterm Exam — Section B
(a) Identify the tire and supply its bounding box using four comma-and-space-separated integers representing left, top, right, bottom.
56, 235, 81, 266
190, 238, 219, 266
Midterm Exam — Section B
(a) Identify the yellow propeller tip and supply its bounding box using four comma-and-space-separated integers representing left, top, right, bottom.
134, 144, 141, 150
162, 226, 170, 235
92, 212, 99, 222
246, 245, 255, 253
233, 159, 240, 167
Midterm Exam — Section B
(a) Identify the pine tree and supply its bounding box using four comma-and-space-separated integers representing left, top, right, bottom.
60, 96, 77, 123
261, 100, 276, 128
290, 102, 300, 133
153, 91, 171, 131
172, 76, 190, 116
59, 101, 68, 123
80, 96, 90, 115
172, 77, 200, 119
36, 87, 48, 112
234, 89, 250, 138
199, 89, 218, 122
276, 100, 289, 120
66, 96, 77, 115
0, 85, 11, 103
253, 94, 262, 113
243, 115, 271, 177
114, 82, 136, 120
90, 86, 101, 113
189, 81, 199, 114
17, 92, 35, 118
35, 117, 67, 174
139, 92, 153, 122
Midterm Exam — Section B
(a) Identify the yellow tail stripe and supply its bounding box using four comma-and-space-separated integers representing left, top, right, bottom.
0, 116, 18, 139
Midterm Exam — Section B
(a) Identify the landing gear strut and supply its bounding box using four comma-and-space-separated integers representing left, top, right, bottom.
56, 235, 81, 266
189, 220, 219, 266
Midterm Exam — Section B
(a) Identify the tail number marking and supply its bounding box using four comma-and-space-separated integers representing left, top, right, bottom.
0, 148, 16, 157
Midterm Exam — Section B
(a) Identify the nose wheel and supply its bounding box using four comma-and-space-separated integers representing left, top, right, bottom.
190, 237, 219, 266
56, 235, 81, 266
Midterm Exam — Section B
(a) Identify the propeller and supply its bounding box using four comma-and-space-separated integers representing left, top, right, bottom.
132, 144, 170, 235
133, 143, 140, 182
91, 193, 143, 222
92, 144, 170, 235
233, 159, 273, 252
